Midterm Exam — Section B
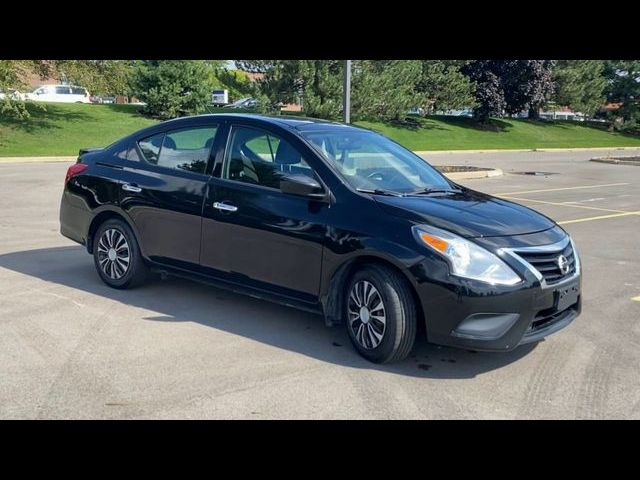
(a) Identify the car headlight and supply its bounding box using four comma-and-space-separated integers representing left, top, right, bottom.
413, 225, 522, 286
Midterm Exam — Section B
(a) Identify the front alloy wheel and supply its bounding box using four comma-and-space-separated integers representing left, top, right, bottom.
348, 280, 386, 349
345, 264, 417, 363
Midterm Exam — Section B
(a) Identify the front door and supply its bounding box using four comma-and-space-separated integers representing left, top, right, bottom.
120, 124, 220, 269
200, 124, 328, 302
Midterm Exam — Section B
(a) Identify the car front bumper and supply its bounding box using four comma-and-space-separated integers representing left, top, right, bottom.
414, 267, 582, 352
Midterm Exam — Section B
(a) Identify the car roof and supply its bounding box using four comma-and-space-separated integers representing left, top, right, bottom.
111, 113, 374, 150
154, 113, 369, 133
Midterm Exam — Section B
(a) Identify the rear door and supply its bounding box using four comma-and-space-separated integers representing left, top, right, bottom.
120, 123, 222, 269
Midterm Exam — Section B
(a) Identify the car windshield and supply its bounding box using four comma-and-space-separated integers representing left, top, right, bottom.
300, 128, 452, 194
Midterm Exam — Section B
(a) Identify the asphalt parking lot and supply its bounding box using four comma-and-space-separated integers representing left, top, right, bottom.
1, 148, 639, 419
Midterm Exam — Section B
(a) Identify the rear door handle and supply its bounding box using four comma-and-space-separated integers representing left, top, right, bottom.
122, 183, 142, 193
213, 202, 238, 212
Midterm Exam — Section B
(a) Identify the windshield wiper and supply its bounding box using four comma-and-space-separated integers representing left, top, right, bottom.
356, 188, 405, 197
409, 187, 462, 195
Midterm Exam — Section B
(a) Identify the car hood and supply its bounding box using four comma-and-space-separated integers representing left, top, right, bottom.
373, 188, 556, 238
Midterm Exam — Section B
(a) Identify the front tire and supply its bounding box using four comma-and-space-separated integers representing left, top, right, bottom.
93, 218, 148, 289
345, 264, 417, 363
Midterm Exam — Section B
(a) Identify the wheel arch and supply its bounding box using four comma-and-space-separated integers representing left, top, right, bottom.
321, 254, 424, 333
86, 208, 144, 257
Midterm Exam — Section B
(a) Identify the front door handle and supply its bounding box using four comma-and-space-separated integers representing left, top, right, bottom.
122, 183, 142, 193
213, 202, 238, 213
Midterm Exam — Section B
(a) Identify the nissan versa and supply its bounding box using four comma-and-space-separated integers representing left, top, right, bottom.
59, 114, 582, 363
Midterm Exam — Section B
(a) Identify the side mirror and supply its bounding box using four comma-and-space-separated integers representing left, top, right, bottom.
280, 174, 327, 201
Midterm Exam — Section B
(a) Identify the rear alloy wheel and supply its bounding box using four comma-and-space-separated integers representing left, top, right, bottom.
97, 228, 130, 280
345, 264, 417, 363
93, 219, 148, 289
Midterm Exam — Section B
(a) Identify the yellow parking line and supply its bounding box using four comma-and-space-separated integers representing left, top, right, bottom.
632, 296, 640, 302
558, 211, 640, 225
498, 195, 627, 213
495, 183, 630, 196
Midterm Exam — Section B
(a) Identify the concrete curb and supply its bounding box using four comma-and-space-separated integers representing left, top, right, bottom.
415, 146, 640, 155
590, 156, 640, 166
0, 156, 76, 164
439, 168, 503, 180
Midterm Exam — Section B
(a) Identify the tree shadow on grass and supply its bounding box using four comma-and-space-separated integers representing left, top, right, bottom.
0, 102, 92, 135
101, 103, 148, 119
0, 245, 539, 380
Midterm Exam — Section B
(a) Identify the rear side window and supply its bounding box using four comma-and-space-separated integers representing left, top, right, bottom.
115, 144, 141, 162
138, 133, 164, 164
55, 86, 71, 94
137, 127, 218, 173
71, 87, 86, 95
156, 126, 217, 174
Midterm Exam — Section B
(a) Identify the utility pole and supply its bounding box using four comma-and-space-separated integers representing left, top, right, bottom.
343, 60, 351, 124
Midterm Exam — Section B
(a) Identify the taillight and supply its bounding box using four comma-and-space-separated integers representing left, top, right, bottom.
65, 163, 88, 184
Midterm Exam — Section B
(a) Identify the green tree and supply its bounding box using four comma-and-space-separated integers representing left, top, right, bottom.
552, 60, 606, 116
351, 60, 424, 122
238, 60, 343, 118
211, 68, 254, 102
415, 60, 475, 113
54, 60, 134, 96
0, 60, 39, 118
604, 60, 640, 132
130, 60, 212, 119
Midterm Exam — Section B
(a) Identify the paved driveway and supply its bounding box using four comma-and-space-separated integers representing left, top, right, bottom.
1, 148, 639, 418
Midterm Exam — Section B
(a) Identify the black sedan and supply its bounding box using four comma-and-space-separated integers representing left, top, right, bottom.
60, 114, 582, 363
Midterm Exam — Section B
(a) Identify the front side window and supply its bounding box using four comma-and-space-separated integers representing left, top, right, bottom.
300, 128, 451, 194
223, 126, 315, 189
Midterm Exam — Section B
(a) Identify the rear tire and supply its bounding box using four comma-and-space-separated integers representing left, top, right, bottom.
93, 218, 148, 289
345, 264, 417, 363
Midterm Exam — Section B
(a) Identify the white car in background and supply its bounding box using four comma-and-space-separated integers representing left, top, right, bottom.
25, 85, 91, 103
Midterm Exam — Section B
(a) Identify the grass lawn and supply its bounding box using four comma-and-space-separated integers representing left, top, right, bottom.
356, 115, 640, 151
2, 103, 640, 157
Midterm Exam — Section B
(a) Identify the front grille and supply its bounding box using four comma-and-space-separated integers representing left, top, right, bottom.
515, 242, 576, 285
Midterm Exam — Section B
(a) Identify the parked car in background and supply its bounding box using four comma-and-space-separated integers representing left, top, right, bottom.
25, 85, 91, 103
90, 95, 116, 104
59, 114, 582, 363
226, 97, 257, 109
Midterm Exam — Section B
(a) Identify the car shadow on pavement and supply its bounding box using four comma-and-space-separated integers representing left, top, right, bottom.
0, 246, 538, 379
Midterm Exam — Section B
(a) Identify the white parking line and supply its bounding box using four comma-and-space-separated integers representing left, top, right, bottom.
495, 183, 630, 196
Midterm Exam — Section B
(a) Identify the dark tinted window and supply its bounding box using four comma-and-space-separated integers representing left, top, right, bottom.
138, 133, 164, 164
116, 144, 141, 162
71, 87, 86, 95
157, 126, 217, 173
223, 126, 314, 189
55, 86, 71, 94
